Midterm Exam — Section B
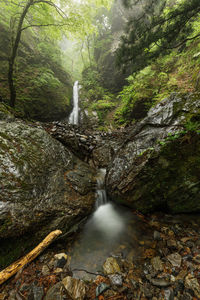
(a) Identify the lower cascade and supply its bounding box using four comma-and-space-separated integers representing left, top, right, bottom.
69, 81, 79, 125
68, 168, 149, 280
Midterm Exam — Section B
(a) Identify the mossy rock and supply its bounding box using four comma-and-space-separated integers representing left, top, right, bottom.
0, 119, 96, 267
106, 93, 200, 213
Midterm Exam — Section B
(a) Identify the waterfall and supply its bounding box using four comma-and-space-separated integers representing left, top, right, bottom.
69, 81, 79, 125
95, 169, 108, 208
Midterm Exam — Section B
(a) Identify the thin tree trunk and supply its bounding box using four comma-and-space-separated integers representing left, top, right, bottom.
80, 42, 85, 66
86, 37, 92, 67
8, 0, 34, 107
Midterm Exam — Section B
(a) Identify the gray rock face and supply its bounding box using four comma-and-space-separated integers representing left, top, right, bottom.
106, 93, 200, 213
45, 122, 125, 167
0, 119, 96, 241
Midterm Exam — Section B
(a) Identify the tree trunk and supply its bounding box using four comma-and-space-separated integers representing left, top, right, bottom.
8, 0, 34, 107
8, 61, 16, 107
0, 230, 62, 285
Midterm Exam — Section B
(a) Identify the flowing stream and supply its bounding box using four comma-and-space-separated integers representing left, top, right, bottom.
69, 81, 79, 125
68, 169, 153, 280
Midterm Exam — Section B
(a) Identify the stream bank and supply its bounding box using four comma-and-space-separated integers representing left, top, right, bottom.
1, 211, 200, 299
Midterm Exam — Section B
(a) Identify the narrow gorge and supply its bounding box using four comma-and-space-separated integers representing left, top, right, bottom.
0, 0, 200, 299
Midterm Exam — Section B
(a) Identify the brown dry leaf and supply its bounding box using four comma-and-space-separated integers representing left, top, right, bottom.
181, 237, 195, 243
143, 248, 156, 259
94, 275, 109, 285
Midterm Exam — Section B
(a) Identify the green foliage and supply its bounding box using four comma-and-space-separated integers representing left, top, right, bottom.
117, 0, 200, 72
114, 32, 200, 125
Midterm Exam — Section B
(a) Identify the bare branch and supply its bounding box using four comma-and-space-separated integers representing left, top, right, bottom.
33, 0, 67, 18
21, 22, 69, 31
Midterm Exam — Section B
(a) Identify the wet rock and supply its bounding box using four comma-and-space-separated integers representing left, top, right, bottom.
180, 292, 193, 300
185, 274, 200, 298
0, 120, 96, 262
108, 274, 123, 286
54, 253, 68, 261
151, 256, 164, 271
28, 285, 44, 300
62, 276, 87, 300
150, 278, 171, 288
164, 288, 174, 300
92, 144, 114, 168
44, 282, 64, 300
56, 257, 67, 269
106, 93, 200, 213
42, 265, 50, 276
103, 257, 121, 275
96, 283, 110, 297
167, 253, 182, 267
8, 290, 16, 300
103, 289, 117, 298
54, 268, 63, 274
167, 239, 177, 249
153, 231, 161, 241
0, 292, 7, 300
141, 283, 154, 298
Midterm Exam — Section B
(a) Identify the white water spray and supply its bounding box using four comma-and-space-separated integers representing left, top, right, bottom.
93, 169, 125, 238
69, 81, 79, 125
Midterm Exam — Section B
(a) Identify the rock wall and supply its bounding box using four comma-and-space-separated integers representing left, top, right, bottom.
0, 112, 96, 266
106, 93, 200, 213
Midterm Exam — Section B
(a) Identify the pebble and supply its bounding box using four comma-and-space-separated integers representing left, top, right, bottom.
167, 253, 182, 267
150, 278, 171, 287
62, 276, 86, 300
44, 282, 64, 300
109, 274, 123, 286
56, 257, 67, 268
154, 230, 161, 241
41, 265, 50, 276
164, 288, 174, 300
151, 256, 164, 271
103, 257, 121, 275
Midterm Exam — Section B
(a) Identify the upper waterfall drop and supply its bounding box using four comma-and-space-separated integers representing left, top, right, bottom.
69, 81, 79, 125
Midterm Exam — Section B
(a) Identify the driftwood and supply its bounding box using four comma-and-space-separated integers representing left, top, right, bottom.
0, 229, 62, 285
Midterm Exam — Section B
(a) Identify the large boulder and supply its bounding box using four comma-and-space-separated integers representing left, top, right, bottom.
106, 93, 200, 213
0, 117, 96, 266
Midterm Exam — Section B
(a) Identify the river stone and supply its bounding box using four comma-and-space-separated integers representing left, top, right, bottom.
106, 93, 200, 213
185, 275, 200, 298
54, 253, 68, 261
42, 265, 50, 276
0, 119, 96, 264
44, 282, 64, 300
109, 274, 123, 286
167, 253, 182, 267
62, 276, 86, 300
103, 257, 121, 275
151, 256, 164, 271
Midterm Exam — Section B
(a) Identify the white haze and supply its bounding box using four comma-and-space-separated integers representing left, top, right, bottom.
93, 203, 125, 238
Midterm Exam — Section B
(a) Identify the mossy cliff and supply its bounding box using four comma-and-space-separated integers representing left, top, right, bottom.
0, 23, 72, 121
106, 93, 200, 213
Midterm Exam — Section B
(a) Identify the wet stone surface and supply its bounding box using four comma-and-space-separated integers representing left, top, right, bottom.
1, 211, 200, 299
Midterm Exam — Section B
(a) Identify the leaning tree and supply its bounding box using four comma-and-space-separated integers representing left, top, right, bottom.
1, 0, 111, 107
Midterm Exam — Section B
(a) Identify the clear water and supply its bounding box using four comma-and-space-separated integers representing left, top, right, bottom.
68, 169, 153, 280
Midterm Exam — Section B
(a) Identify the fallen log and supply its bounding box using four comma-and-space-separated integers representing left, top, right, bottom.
0, 229, 62, 285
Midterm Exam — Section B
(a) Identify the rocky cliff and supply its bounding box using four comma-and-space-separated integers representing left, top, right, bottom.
106, 93, 200, 213
0, 107, 96, 266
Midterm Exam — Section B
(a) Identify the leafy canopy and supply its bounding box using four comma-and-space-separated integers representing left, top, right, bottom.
0, 0, 112, 41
